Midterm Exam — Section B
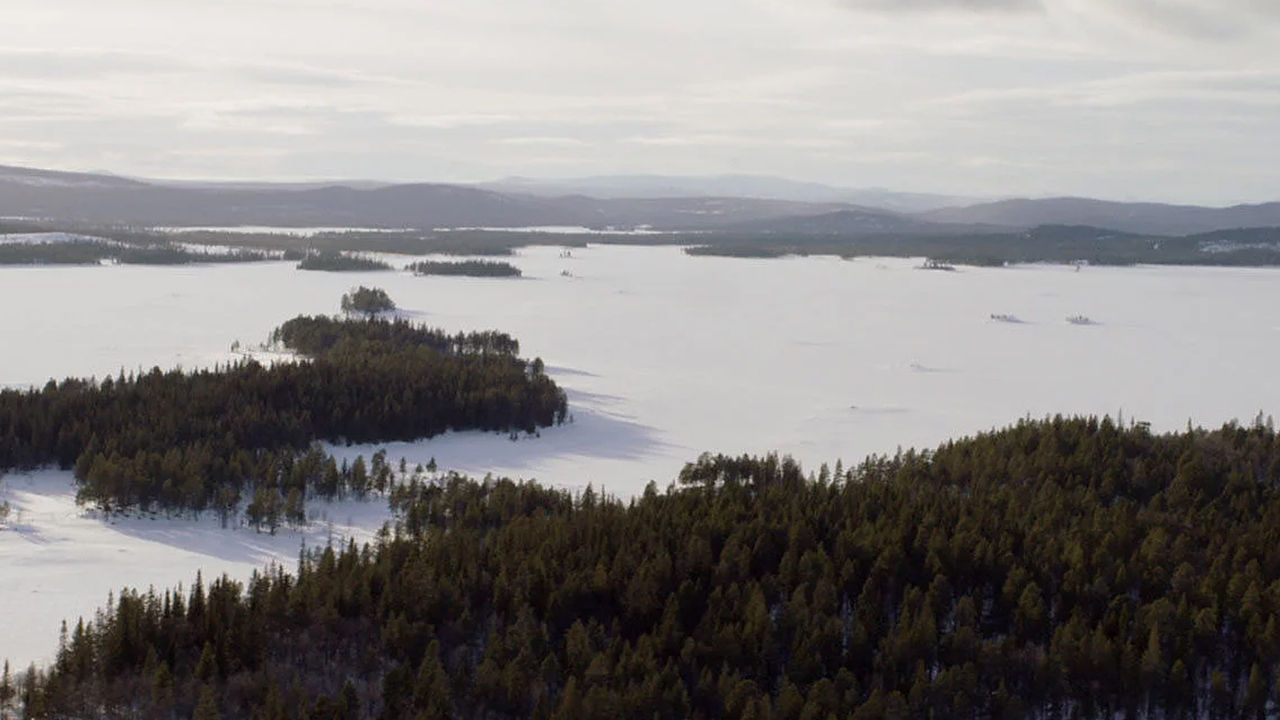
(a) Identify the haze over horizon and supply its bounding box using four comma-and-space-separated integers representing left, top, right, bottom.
5, 0, 1279, 205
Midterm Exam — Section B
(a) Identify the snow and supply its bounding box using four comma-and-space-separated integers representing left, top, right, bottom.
0, 470, 382, 669
4, 245, 1280, 668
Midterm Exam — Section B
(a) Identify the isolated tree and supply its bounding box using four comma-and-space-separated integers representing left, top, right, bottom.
0, 661, 13, 720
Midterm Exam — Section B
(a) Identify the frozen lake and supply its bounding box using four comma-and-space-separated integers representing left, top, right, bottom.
3, 244, 1280, 666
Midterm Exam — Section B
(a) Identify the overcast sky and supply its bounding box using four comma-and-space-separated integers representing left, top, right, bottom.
3, 0, 1278, 203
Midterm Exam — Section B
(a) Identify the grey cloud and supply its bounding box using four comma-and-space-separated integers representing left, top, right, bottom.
0, 50, 367, 92
1105, 0, 1255, 39
4, 0, 1280, 203
0, 50, 193, 79
838, 0, 1041, 13
231, 64, 365, 88
837, 0, 1280, 35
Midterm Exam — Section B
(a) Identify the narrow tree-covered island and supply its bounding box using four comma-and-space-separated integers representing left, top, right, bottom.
297, 251, 393, 272
0, 315, 565, 515
11, 416, 1280, 719
407, 259, 522, 277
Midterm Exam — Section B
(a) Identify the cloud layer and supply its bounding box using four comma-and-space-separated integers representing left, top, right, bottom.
2, 0, 1278, 203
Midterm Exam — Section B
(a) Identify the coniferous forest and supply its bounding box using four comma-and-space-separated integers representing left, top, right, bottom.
406, 260, 523, 278
0, 314, 566, 514
8, 416, 1280, 719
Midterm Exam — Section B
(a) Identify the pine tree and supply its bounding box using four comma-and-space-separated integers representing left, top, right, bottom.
0, 661, 13, 720
195, 642, 218, 683
193, 685, 220, 720
414, 640, 451, 720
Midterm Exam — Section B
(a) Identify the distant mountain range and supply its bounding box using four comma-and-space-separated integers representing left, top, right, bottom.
1, 164, 1277, 236
0, 165, 869, 230
477, 174, 975, 212
919, 197, 1280, 236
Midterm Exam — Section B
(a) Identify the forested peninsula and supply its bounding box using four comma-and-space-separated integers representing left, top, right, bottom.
0, 315, 566, 515
10, 416, 1280, 719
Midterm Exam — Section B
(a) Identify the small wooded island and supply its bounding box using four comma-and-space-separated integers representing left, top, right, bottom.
340, 285, 396, 315
296, 251, 393, 272
407, 259, 522, 277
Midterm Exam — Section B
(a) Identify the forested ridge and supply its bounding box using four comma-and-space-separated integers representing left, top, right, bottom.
0, 315, 565, 514
10, 416, 1280, 719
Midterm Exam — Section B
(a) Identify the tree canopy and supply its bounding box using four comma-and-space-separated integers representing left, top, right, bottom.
13, 416, 1280, 719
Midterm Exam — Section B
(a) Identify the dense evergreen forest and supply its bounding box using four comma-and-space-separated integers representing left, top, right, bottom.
406, 260, 523, 277
297, 252, 393, 272
0, 315, 565, 514
10, 416, 1280, 719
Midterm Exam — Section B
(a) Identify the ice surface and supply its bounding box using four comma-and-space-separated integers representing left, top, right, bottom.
3, 245, 1280, 667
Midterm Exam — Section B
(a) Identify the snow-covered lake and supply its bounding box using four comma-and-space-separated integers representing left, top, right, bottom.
3, 244, 1280, 667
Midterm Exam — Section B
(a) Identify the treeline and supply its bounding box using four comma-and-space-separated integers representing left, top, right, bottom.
154, 229, 589, 257
0, 315, 565, 513
14, 416, 1280, 719
407, 260, 522, 277
297, 252, 392, 272
684, 225, 1280, 267
0, 240, 270, 266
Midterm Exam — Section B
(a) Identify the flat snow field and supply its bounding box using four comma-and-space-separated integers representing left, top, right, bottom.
3, 244, 1280, 667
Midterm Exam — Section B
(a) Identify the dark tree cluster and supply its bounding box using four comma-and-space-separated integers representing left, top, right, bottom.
0, 316, 565, 514
14, 416, 1280, 720
406, 260, 522, 278
270, 315, 521, 357
0, 240, 269, 266
297, 252, 393, 272
341, 286, 396, 316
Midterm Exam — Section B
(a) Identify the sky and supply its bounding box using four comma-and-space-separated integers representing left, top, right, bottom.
3, 0, 1279, 204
